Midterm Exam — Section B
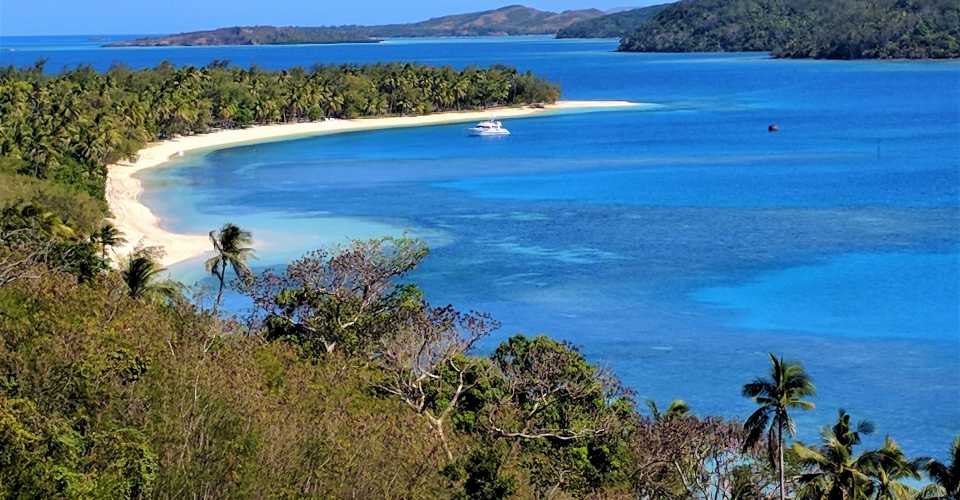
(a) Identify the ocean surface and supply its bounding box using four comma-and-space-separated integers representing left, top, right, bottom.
4, 36, 958, 458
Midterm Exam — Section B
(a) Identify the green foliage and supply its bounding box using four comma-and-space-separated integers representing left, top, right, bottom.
444, 443, 518, 500
0, 397, 158, 499
917, 436, 960, 499
90, 222, 126, 260
647, 398, 691, 422
0, 231, 955, 497
0, 202, 108, 284
206, 222, 256, 310
557, 3, 673, 39
0, 62, 560, 205
0, 169, 105, 236
618, 0, 960, 59
251, 237, 431, 357
120, 251, 180, 303
743, 353, 816, 499
489, 335, 633, 495
0, 278, 161, 499
111, 26, 383, 47
0, 271, 455, 498
792, 410, 923, 499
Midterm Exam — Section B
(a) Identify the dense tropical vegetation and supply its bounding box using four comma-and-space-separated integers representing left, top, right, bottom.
0, 60, 956, 497
2, 216, 957, 497
556, 3, 672, 39
618, 0, 960, 59
2, 166, 957, 498
0, 61, 560, 203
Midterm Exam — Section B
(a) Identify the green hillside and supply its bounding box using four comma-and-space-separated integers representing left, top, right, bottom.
557, 3, 673, 39
109, 5, 604, 47
618, 0, 960, 59
107, 26, 380, 46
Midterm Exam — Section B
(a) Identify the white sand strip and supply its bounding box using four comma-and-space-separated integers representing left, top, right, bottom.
106, 100, 642, 267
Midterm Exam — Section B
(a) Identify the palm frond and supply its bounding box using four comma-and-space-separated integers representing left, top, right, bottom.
793, 442, 829, 468
743, 407, 770, 448
743, 377, 775, 398
204, 254, 223, 276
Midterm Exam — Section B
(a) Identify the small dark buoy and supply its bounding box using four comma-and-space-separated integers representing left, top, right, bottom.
768, 123, 780, 133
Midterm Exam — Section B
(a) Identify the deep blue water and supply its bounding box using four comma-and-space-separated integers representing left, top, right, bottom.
6, 36, 959, 458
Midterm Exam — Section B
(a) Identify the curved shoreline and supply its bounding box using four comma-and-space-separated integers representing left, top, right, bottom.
106, 100, 642, 267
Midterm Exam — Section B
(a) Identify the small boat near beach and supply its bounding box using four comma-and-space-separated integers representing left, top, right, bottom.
468, 119, 510, 136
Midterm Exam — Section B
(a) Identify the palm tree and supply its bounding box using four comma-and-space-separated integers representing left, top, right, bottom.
453, 76, 470, 111
918, 436, 960, 499
646, 399, 691, 422
796, 416, 923, 500
122, 253, 179, 302
742, 353, 817, 500
90, 222, 126, 259
862, 437, 920, 499
205, 223, 255, 311
17, 203, 75, 240
792, 409, 877, 500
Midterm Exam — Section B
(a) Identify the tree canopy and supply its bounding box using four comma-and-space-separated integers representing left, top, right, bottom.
0, 61, 560, 202
556, 3, 673, 39
618, 0, 960, 59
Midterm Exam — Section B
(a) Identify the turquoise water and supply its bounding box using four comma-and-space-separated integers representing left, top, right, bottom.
695, 252, 959, 339
6, 37, 959, 458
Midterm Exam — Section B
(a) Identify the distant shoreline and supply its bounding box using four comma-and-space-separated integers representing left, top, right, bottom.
106, 100, 642, 267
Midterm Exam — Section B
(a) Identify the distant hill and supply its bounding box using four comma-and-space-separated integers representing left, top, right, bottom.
557, 3, 673, 39
618, 0, 960, 59
107, 27, 381, 47
108, 5, 605, 47
381, 5, 605, 37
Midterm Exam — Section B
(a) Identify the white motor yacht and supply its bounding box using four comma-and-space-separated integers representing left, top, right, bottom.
468, 119, 510, 136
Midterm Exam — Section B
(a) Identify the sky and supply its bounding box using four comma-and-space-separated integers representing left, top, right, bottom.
0, 0, 662, 36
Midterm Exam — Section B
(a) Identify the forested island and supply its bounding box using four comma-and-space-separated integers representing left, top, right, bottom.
104, 1, 960, 59
109, 5, 604, 47
0, 61, 558, 200
556, 3, 672, 39
1, 59, 959, 497
107, 26, 382, 46
617, 0, 960, 59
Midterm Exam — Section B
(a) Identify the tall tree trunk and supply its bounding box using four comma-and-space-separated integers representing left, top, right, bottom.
778, 421, 786, 500
213, 260, 226, 313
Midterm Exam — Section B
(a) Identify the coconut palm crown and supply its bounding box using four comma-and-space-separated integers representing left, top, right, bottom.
122, 252, 179, 303
647, 399, 691, 422
792, 410, 924, 500
918, 436, 960, 499
205, 223, 256, 310
91, 222, 126, 259
864, 436, 921, 499
792, 409, 877, 499
743, 353, 817, 500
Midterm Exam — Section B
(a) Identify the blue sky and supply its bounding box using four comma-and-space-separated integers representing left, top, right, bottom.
1, 0, 662, 36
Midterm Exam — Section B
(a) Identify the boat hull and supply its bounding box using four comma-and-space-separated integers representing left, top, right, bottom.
468, 127, 510, 136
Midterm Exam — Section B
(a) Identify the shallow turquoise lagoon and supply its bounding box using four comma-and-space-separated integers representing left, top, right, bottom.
694, 252, 959, 339
9, 36, 958, 457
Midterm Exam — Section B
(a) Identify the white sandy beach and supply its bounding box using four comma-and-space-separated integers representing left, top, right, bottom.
106, 100, 640, 267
